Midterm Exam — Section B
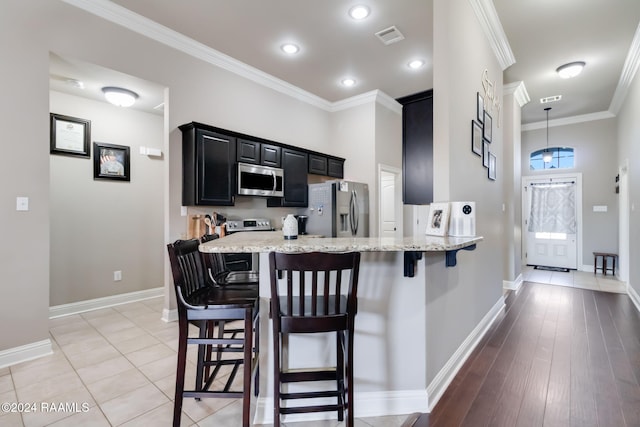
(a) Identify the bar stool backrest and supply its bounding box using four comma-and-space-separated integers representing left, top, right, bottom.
167, 239, 209, 312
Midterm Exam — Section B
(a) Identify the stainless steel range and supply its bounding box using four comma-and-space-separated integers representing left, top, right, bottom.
226, 218, 273, 233
223, 218, 273, 271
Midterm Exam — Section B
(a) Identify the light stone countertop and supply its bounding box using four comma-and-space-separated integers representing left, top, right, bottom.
199, 230, 482, 253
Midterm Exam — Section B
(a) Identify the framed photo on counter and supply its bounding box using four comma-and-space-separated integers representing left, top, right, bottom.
50, 113, 91, 157
93, 142, 130, 181
425, 202, 451, 236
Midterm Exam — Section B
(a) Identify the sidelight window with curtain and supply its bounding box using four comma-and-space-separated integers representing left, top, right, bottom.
528, 182, 577, 239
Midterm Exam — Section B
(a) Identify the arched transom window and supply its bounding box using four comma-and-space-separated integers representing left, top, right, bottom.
530, 147, 574, 170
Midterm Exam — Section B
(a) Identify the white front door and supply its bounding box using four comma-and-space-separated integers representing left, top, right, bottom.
524, 176, 579, 270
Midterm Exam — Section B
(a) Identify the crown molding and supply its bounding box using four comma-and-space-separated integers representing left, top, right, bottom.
329, 90, 402, 114
503, 81, 530, 107
609, 22, 640, 114
521, 110, 615, 131
468, 0, 516, 70
62, 0, 335, 111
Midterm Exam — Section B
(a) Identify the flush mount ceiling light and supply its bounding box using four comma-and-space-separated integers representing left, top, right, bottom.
543, 107, 553, 163
408, 59, 425, 69
341, 78, 356, 87
102, 87, 138, 107
280, 43, 299, 55
349, 5, 370, 20
556, 61, 585, 79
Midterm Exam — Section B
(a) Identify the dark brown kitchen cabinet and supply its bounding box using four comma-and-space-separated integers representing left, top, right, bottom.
261, 143, 281, 168
308, 154, 328, 175
267, 148, 308, 207
180, 122, 236, 206
328, 158, 344, 178
397, 90, 433, 205
237, 138, 260, 164
237, 139, 282, 168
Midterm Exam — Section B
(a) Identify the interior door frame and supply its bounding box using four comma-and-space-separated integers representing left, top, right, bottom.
521, 172, 583, 270
618, 160, 630, 282
378, 163, 402, 238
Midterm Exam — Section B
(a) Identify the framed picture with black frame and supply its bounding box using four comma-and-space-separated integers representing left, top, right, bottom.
477, 92, 484, 124
488, 152, 497, 181
93, 142, 130, 181
50, 113, 91, 157
471, 120, 483, 156
483, 141, 490, 168
483, 110, 493, 142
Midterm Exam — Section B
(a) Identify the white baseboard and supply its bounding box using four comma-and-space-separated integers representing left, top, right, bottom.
253, 389, 428, 424
628, 282, 640, 313
49, 287, 164, 318
426, 295, 506, 411
0, 339, 53, 369
162, 308, 178, 323
503, 273, 523, 291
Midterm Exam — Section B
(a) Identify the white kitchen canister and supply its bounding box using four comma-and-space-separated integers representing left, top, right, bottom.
282, 214, 298, 240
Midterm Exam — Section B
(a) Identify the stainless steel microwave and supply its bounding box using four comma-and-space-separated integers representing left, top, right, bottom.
237, 162, 284, 197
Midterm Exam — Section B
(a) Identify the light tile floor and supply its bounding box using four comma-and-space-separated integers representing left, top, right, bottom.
522, 266, 626, 293
0, 297, 412, 427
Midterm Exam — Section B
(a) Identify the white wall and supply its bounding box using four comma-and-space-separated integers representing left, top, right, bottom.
616, 63, 640, 297
428, 0, 505, 390
49, 91, 164, 306
0, 0, 336, 353
522, 118, 619, 267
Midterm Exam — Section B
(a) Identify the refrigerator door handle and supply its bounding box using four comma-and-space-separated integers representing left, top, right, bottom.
350, 190, 359, 235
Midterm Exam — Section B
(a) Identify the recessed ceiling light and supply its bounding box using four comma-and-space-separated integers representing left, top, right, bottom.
408, 59, 425, 69
556, 61, 585, 79
349, 5, 370, 20
102, 87, 139, 107
341, 78, 356, 87
281, 43, 299, 55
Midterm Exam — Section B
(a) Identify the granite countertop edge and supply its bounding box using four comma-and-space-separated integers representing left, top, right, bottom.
199, 231, 482, 253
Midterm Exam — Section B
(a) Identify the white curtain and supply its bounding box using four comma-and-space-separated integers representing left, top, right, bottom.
528, 183, 576, 233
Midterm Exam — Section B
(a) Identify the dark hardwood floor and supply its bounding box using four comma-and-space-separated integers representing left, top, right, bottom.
407, 281, 640, 427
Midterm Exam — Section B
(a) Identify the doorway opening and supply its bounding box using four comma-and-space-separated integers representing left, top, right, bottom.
378, 164, 402, 238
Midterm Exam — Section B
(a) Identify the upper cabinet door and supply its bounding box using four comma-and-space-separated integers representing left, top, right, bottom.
308, 154, 328, 175
237, 138, 260, 164
280, 148, 308, 207
181, 123, 236, 206
398, 90, 433, 205
261, 143, 281, 168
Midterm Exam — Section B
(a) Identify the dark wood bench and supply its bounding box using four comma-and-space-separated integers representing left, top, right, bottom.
593, 252, 617, 276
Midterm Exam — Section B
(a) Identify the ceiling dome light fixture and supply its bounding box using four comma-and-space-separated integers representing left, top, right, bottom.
408, 59, 425, 69
341, 78, 356, 87
543, 107, 553, 163
281, 43, 299, 54
349, 5, 370, 20
556, 61, 585, 79
102, 86, 138, 107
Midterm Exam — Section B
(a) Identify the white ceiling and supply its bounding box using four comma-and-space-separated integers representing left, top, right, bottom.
51, 0, 640, 125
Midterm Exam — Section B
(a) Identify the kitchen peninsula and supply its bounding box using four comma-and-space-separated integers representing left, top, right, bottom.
199, 232, 482, 424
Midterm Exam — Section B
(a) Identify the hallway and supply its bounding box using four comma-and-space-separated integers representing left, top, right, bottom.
419, 280, 640, 426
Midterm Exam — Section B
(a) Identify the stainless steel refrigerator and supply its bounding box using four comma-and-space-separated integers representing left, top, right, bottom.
306, 181, 369, 237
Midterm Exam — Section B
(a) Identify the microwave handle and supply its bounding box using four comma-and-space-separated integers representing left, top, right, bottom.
271, 171, 277, 192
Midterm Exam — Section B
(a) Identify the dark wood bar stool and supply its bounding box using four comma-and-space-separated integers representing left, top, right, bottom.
268, 251, 361, 426
167, 239, 259, 427
593, 251, 617, 276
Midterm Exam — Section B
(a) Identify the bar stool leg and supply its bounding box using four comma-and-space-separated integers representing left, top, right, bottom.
603, 256, 607, 276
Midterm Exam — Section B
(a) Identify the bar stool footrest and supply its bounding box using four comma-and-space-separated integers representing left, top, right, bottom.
280, 403, 345, 415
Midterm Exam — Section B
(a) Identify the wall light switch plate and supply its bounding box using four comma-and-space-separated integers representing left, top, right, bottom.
16, 197, 29, 211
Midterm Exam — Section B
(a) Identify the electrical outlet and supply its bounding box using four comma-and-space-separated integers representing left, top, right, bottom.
114, 270, 122, 281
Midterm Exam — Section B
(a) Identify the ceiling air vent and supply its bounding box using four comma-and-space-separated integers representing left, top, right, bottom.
540, 95, 562, 104
375, 26, 405, 45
